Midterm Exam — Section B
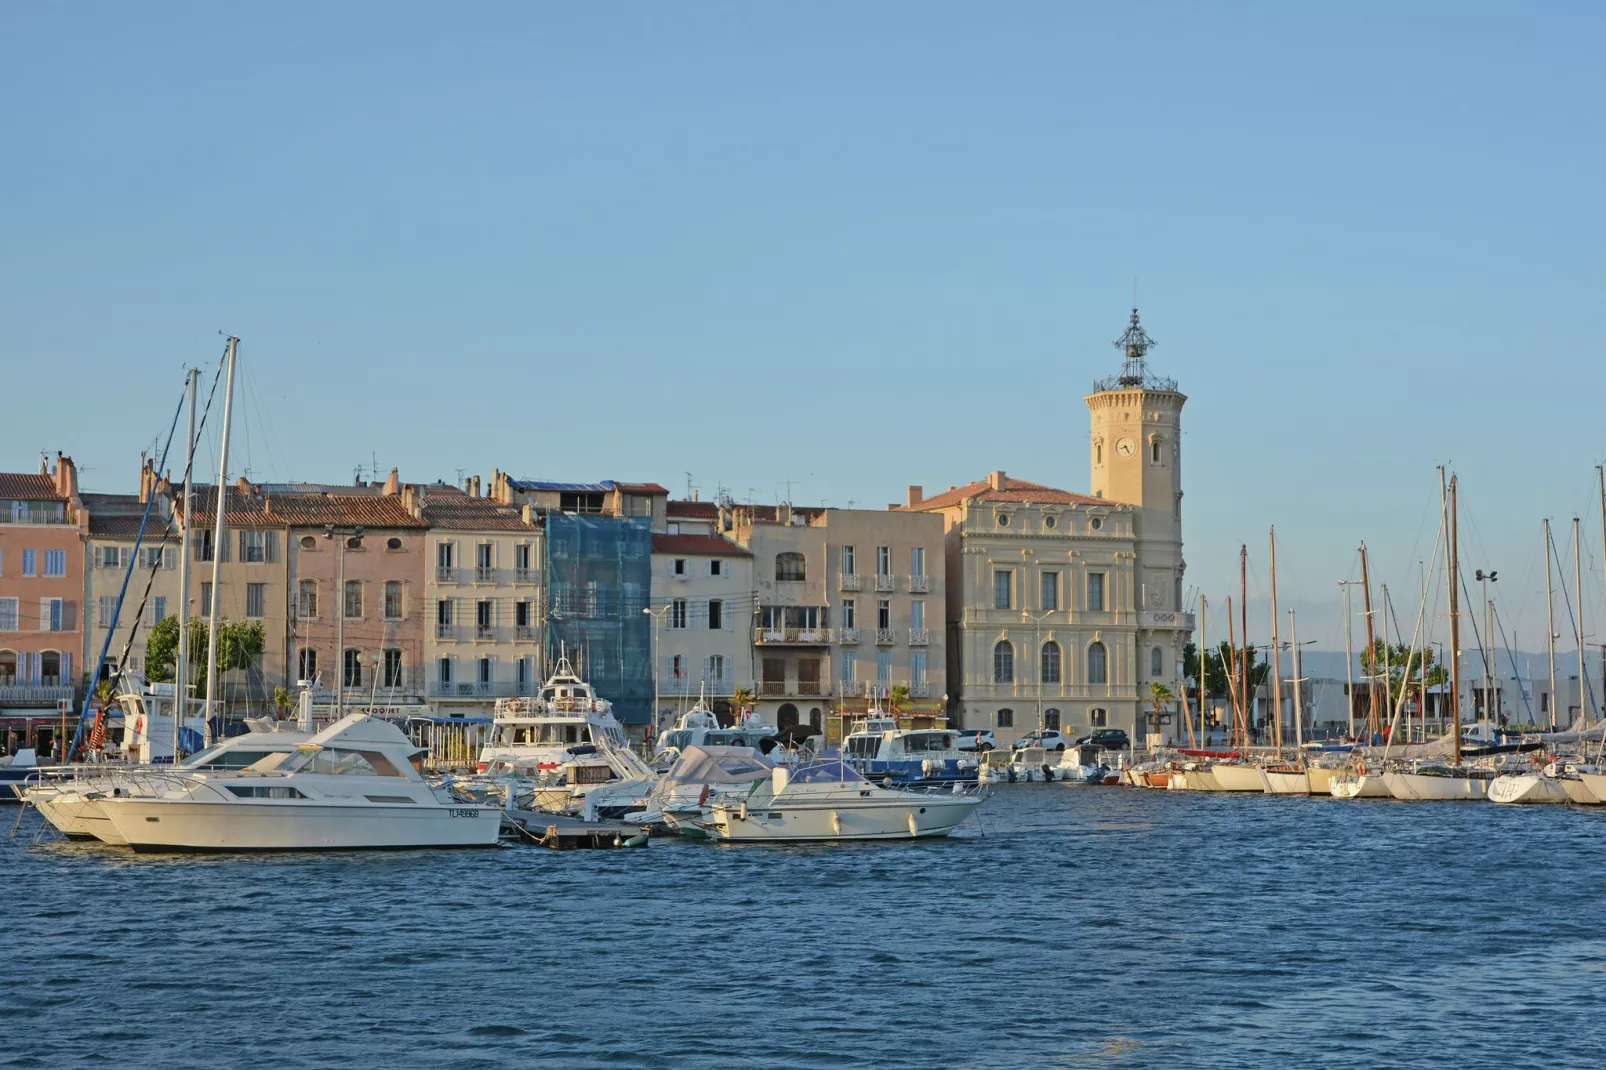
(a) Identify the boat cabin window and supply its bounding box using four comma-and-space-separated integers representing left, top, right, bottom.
845, 736, 883, 758
300, 749, 404, 777
186, 748, 291, 770
789, 760, 866, 784
904, 732, 950, 753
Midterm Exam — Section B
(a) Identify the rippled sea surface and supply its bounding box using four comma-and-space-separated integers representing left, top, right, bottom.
5, 786, 1604, 1069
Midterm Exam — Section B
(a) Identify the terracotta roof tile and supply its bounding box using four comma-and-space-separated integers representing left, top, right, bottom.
179, 487, 428, 529
903, 475, 1108, 512
652, 533, 751, 557
616, 482, 669, 494
87, 515, 179, 540
419, 495, 537, 532
0, 473, 63, 500
667, 500, 718, 519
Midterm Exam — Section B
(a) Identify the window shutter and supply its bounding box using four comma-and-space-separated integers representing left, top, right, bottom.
61, 651, 72, 683
62, 600, 76, 631
221, 532, 231, 562
703, 656, 712, 683
238, 530, 247, 561
195, 538, 205, 562
266, 531, 278, 563
164, 547, 177, 570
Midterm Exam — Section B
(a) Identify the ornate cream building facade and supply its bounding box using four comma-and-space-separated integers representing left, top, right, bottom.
906, 309, 1192, 744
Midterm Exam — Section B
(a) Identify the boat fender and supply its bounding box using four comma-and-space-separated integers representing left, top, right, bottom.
1356, 759, 1367, 776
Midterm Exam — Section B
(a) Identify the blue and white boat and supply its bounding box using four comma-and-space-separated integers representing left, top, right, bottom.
843, 716, 981, 787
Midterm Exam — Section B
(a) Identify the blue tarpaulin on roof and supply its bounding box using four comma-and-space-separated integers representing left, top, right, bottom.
508, 479, 618, 493
544, 514, 652, 725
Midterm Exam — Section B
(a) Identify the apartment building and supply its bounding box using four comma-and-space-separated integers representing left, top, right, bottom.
902, 309, 1193, 744
487, 472, 666, 734
650, 499, 753, 729
81, 485, 182, 683
730, 503, 947, 734
905, 473, 1140, 742
416, 482, 543, 716
0, 455, 84, 741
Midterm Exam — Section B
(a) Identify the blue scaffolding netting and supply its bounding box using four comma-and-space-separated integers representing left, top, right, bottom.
543, 514, 653, 724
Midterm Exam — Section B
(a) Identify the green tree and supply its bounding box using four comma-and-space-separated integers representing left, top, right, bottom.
1360, 640, 1447, 699
1148, 681, 1175, 723
272, 686, 294, 718
889, 684, 911, 714
143, 616, 265, 692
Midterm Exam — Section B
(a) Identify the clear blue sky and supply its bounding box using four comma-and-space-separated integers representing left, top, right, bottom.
3, 2, 1604, 661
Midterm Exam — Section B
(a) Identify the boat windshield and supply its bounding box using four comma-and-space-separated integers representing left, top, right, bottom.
788, 760, 867, 784
903, 732, 953, 753
184, 746, 294, 770
845, 736, 883, 758
503, 723, 588, 745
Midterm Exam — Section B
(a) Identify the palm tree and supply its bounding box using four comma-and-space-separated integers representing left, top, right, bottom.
731, 686, 755, 718
272, 686, 294, 720
1148, 681, 1175, 723
889, 684, 911, 715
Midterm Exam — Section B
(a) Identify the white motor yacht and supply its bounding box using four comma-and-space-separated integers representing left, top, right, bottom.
621, 744, 774, 832
477, 657, 656, 810
114, 672, 209, 763
95, 714, 501, 852
695, 757, 984, 842
23, 723, 315, 843
1055, 744, 1119, 785
845, 716, 980, 787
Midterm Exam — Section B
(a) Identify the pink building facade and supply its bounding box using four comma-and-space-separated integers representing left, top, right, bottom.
0, 455, 85, 751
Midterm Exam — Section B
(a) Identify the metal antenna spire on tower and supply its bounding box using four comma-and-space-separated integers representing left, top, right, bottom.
1095, 308, 1177, 393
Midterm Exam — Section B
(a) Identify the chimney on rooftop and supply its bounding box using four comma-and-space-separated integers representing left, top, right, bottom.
236, 475, 253, 495
383, 467, 399, 496
54, 454, 78, 500
987, 470, 1006, 491
401, 483, 421, 518
906, 485, 922, 508
521, 503, 535, 525
463, 476, 473, 494
472, 475, 482, 497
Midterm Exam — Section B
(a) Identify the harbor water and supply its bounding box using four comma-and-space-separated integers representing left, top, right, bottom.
4, 786, 1602, 1069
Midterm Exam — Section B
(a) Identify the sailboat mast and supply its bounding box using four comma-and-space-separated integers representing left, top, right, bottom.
1342, 580, 1355, 740
1544, 518, 1557, 731
1381, 585, 1392, 731
1239, 545, 1249, 747
1359, 543, 1378, 741
1226, 595, 1243, 748
1575, 516, 1588, 728
174, 367, 197, 761
1291, 608, 1304, 751
202, 337, 239, 748
1598, 466, 1606, 718
1269, 527, 1282, 752
1199, 595, 1209, 747
1447, 474, 1462, 764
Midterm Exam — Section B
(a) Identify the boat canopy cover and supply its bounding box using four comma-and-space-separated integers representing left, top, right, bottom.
788, 759, 867, 784
658, 745, 773, 793
308, 713, 414, 749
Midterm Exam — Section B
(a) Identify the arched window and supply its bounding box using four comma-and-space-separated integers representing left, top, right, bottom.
343, 648, 362, 688
40, 651, 62, 686
996, 708, 1015, 728
1151, 438, 1162, 464
1041, 641, 1062, 684
1094, 440, 1103, 465
1088, 641, 1108, 685
1044, 708, 1061, 730
1151, 646, 1164, 677
775, 552, 806, 582
0, 650, 16, 685
993, 640, 1014, 684
298, 647, 318, 683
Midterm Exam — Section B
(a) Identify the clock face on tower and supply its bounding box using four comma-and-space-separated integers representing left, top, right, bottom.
1115, 437, 1136, 457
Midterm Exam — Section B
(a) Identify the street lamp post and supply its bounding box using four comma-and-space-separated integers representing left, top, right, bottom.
643, 605, 672, 735
1026, 610, 1054, 735
1474, 568, 1497, 726
325, 525, 364, 721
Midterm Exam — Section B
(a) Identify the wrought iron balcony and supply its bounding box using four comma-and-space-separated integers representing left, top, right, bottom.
474, 566, 496, 583
875, 628, 895, 645
873, 574, 895, 592
435, 623, 459, 640
513, 568, 540, 585
475, 624, 496, 640
754, 626, 834, 645
435, 566, 461, 583
513, 625, 537, 641
908, 574, 930, 593
909, 628, 929, 646
839, 573, 862, 591
838, 627, 859, 644
0, 684, 73, 705
759, 680, 786, 696
908, 682, 931, 697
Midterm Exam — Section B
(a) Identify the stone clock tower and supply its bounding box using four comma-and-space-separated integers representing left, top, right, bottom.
1085, 310, 1191, 707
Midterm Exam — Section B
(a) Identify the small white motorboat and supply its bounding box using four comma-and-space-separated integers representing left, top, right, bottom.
695, 757, 983, 842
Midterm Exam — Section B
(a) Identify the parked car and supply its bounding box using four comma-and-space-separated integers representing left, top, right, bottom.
955, 729, 997, 752
1074, 728, 1131, 752
1011, 729, 1068, 752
